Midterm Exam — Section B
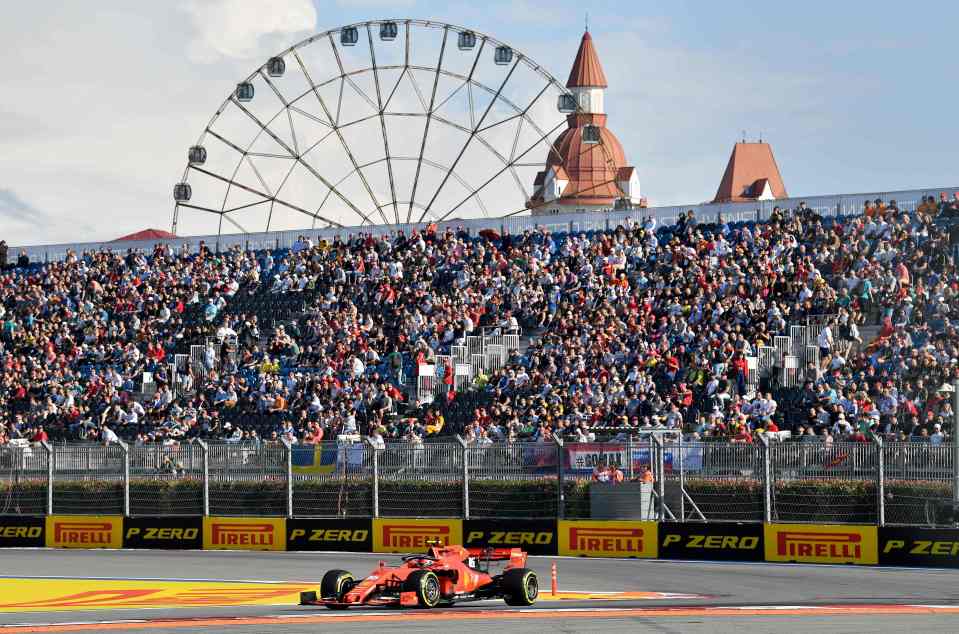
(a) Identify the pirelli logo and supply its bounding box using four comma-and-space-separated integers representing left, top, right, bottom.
372, 519, 462, 553
383, 525, 449, 549
202, 517, 285, 551
558, 521, 657, 558
764, 524, 877, 565
46, 516, 122, 549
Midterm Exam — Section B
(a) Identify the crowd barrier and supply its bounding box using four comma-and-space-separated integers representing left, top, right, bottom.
4, 515, 958, 568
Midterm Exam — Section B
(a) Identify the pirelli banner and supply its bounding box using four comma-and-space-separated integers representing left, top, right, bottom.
880, 527, 959, 568
464, 519, 557, 556
0, 516, 44, 547
372, 518, 463, 553
202, 517, 286, 551
287, 518, 372, 552
124, 516, 202, 549
764, 523, 878, 565
46, 515, 123, 549
558, 520, 657, 558
659, 522, 763, 561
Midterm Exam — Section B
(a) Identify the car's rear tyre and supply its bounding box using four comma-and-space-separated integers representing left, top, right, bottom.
502, 568, 538, 606
405, 570, 442, 608
320, 569, 355, 610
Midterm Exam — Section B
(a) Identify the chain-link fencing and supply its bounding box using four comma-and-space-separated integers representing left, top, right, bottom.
378, 442, 463, 517
52, 443, 126, 515
770, 441, 879, 524
4, 438, 959, 524
467, 443, 559, 519
130, 443, 204, 516
207, 442, 287, 516
883, 442, 954, 526
292, 442, 372, 517
667, 441, 766, 522
0, 442, 48, 515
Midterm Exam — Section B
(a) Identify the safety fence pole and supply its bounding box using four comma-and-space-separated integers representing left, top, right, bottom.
368, 439, 380, 518
43, 441, 53, 515
953, 379, 959, 516
678, 433, 686, 523
282, 438, 293, 518
554, 436, 564, 519
760, 434, 772, 524
120, 441, 130, 517
456, 436, 469, 520
198, 439, 209, 516
875, 436, 885, 527
652, 435, 665, 521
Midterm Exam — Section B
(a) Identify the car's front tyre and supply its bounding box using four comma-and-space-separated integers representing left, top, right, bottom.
320, 569, 355, 609
502, 568, 538, 606
405, 570, 442, 608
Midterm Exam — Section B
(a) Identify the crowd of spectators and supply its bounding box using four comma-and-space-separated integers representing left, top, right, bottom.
2, 192, 959, 450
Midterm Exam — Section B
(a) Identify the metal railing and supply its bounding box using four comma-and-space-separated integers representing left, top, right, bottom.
2, 438, 958, 526
11, 186, 958, 264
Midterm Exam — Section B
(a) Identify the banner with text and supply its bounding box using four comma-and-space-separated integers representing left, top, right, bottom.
463, 519, 557, 556
123, 516, 202, 549
879, 526, 959, 568
0, 515, 44, 548
287, 518, 373, 552
202, 517, 286, 551
372, 518, 463, 553
558, 520, 657, 558
45, 515, 123, 549
764, 523, 877, 565
659, 522, 764, 561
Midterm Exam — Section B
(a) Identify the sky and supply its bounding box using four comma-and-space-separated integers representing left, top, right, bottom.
1, 0, 957, 245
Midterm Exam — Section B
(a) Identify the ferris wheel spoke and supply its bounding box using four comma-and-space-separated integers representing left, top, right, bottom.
405, 29, 452, 224
233, 93, 382, 226
435, 114, 569, 224
419, 54, 521, 223
366, 24, 400, 224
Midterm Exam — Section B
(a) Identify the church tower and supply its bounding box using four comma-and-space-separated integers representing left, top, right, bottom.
529, 30, 641, 214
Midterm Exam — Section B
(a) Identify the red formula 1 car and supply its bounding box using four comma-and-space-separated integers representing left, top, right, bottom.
300, 543, 539, 609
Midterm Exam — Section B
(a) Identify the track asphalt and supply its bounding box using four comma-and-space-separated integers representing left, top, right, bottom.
1, 549, 958, 632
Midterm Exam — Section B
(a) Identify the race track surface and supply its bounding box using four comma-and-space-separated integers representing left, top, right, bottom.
1, 549, 958, 633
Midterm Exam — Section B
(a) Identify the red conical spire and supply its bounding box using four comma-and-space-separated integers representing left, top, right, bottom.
566, 31, 608, 89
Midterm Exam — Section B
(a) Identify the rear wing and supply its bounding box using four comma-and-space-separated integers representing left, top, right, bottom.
467, 547, 528, 568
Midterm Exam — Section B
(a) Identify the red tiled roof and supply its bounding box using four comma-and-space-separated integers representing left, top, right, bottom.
712, 142, 787, 203
112, 228, 176, 242
566, 31, 608, 89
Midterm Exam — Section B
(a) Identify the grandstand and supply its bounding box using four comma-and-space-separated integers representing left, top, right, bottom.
2, 191, 959, 452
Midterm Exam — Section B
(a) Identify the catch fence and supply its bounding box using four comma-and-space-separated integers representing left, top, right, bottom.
2, 439, 958, 526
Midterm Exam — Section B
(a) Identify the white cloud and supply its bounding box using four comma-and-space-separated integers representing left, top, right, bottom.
180, 0, 317, 62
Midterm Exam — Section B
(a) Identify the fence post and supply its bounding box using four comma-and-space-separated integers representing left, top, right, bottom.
626, 436, 634, 480
678, 433, 685, 523
652, 435, 665, 521
118, 440, 130, 517
198, 439, 209, 516
43, 441, 53, 515
953, 379, 959, 512
282, 438, 294, 519
760, 434, 772, 524
456, 436, 469, 520
367, 438, 380, 518
554, 436, 564, 519
875, 436, 885, 527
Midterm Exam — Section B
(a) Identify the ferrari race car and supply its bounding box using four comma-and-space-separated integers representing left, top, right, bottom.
300, 543, 539, 609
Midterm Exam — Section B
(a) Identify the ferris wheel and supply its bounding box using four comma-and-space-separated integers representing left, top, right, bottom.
172, 19, 620, 236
